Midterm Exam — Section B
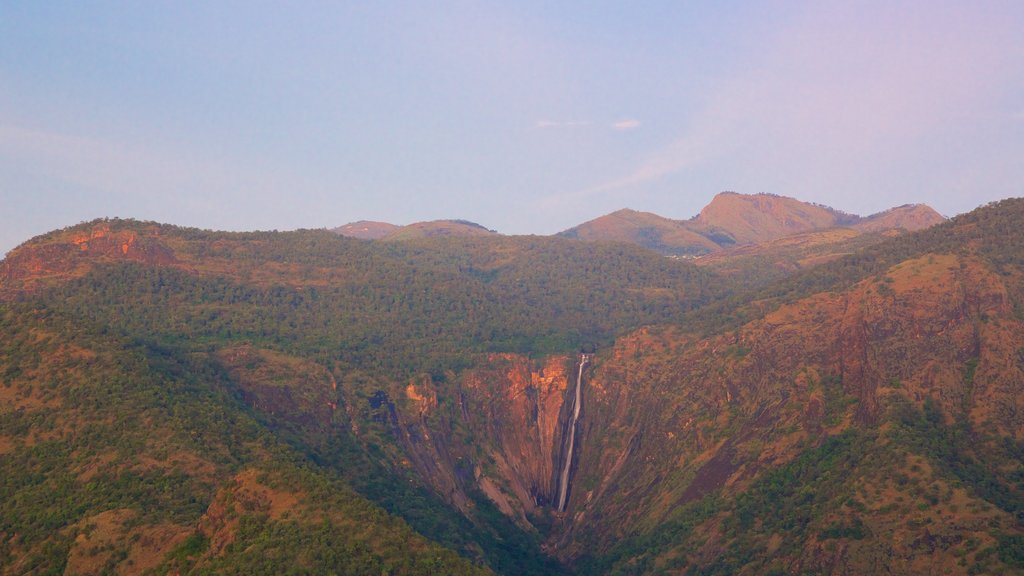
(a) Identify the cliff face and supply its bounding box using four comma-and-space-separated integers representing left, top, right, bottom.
459, 354, 572, 515
370, 354, 575, 528
382, 248, 1023, 571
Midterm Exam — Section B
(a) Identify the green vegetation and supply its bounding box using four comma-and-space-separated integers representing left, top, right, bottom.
892, 397, 1024, 519
0, 304, 486, 575
33, 225, 715, 381
5, 198, 1024, 574
684, 197, 1024, 336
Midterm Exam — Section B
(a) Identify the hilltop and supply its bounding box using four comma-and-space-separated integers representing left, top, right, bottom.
333, 219, 497, 241
560, 192, 945, 256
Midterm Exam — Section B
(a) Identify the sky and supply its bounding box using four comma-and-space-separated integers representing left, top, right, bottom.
2, 1, 1023, 255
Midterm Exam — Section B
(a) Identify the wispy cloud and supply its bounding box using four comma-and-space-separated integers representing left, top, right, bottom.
534, 120, 591, 129
552, 2, 1023, 211
540, 135, 711, 211
611, 119, 641, 130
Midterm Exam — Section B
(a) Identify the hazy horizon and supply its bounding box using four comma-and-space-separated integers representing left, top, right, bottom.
3, 1, 1023, 255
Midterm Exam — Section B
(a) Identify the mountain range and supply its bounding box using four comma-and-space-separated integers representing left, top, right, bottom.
334, 192, 945, 257
2, 193, 1023, 575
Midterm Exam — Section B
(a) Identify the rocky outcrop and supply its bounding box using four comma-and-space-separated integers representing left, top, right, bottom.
0, 221, 177, 291
381, 354, 576, 526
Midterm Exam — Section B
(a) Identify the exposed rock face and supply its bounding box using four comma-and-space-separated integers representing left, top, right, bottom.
382, 250, 1022, 570
555, 251, 1020, 566
0, 222, 177, 290
3, 203, 1020, 574
378, 354, 575, 527
460, 354, 573, 513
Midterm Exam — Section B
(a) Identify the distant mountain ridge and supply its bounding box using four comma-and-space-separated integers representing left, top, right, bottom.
560, 192, 945, 256
333, 219, 497, 241
332, 220, 400, 240
333, 192, 945, 257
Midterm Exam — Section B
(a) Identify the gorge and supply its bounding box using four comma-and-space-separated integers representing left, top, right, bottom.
3, 195, 1024, 574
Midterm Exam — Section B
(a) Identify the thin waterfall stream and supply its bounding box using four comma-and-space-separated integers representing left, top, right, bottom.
556, 354, 588, 512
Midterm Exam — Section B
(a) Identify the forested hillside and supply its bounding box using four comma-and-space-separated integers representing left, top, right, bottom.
0, 303, 484, 575
2, 199, 1023, 575
0, 221, 713, 574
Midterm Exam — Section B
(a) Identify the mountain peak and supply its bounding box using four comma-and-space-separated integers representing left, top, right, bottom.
558, 209, 718, 256
694, 192, 852, 243
855, 203, 945, 232
558, 192, 946, 257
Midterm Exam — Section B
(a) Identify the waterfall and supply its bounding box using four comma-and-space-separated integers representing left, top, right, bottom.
556, 354, 588, 512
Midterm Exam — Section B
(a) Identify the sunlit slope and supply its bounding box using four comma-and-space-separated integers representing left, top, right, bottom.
0, 304, 485, 575
559, 192, 944, 257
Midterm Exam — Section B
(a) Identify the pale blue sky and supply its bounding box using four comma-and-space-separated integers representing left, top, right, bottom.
2, 1, 1023, 254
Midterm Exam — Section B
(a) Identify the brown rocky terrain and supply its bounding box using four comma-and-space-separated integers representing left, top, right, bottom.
388, 249, 1020, 571
0, 222, 178, 291
692, 191, 856, 244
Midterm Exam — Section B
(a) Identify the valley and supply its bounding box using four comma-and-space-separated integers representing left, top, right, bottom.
2, 194, 1023, 575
